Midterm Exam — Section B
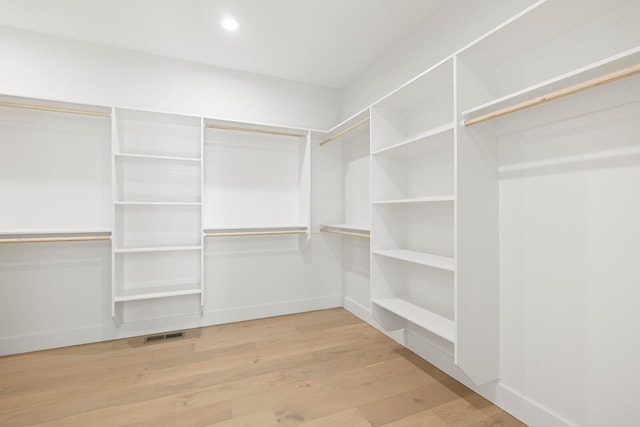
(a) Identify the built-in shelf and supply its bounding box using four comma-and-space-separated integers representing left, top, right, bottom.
0, 230, 111, 236
114, 152, 202, 163
373, 196, 454, 205
115, 201, 202, 206
113, 283, 202, 302
320, 224, 370, 238
320, 224, 369, 233
0, 230, 112, 244
372, 297, 455, 343
113, 245, 202, 254
373, 249, 455, 271
372, 123, 454, 157
204, 224, 307, 231
204, 225, 308, 237
462, 47, 640, 120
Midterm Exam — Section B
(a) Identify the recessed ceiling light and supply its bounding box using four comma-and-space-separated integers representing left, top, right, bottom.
221, 17, 239, 31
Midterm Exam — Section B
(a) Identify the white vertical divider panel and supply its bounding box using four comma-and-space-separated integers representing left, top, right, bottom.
110, 107, 119, 317
199, 117, 205, 308
452, 59, 459, 365
454, 55, 500, 385
299, 131, 312, 249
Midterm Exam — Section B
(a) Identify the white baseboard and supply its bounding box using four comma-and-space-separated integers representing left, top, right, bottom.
341, 296, 370, 321
0, 295, 342, 356
341, 301, 575, 427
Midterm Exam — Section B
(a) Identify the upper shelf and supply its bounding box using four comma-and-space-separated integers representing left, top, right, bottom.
463, 47, 640, 124
371, 123, 453, 157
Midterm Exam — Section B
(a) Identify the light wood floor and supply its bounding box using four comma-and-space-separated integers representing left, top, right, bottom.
0, 308, 526, 426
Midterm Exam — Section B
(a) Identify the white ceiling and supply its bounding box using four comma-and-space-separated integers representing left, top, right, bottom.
0, 0, 446, 88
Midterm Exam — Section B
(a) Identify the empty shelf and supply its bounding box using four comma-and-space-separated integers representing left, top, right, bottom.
463, 47, 640, 123
114, 152, 201, 162
372, 122, 454, 156
0, 230, 112, 244
373, 196, 454, 205
373, 297, 455, 342
320, 224, 370, 238
115, 201, 202, 206
373, 249, 455, 271
114, 245, 201, 253
204, 225, 308, 237
114, 283, 202, 302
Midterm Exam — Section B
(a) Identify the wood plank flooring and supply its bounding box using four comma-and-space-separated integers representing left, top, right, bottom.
0, 308, 526, 426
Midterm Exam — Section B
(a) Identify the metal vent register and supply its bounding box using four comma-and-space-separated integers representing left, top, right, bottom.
143, 331, 185, 343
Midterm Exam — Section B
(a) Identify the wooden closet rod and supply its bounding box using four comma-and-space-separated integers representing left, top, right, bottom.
0, 101, 111, 118
464, 63, 640, 127
205, 124, 306, 138
0, 236, 111, 244
205, 230, 307, 238
320, 228, 370, 239
319, 117, 370, 146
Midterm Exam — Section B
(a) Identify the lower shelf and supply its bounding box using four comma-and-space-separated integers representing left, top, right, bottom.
114, 283, 202, 302
372, 297, 455, 343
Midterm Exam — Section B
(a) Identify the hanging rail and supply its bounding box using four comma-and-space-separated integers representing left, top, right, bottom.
205, 123, 306, 138
0, 235, 111, 244
205, 230, 307, 238
319, 117, 370, 146
320, 227, 370, 239
0, 101, 110, 118
464, 63, 640, 127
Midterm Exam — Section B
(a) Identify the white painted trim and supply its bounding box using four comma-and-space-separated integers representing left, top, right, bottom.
201, 295, 342, 326
341, 301, 574, 427
0, 295, 342, 356
342, 296, 370, 322
405, 332, 576, 427
492, 383, 578, 427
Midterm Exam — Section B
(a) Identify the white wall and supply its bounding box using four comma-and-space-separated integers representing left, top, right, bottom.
0, 26, 340, 130
0, 25, 344, 356
498, 80, 640, 426
339, 0, 538, 119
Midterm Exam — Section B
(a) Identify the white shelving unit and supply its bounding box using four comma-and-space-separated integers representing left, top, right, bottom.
370, 57, 460, 368
203, 119, 311, 244
111, 109, 203, 316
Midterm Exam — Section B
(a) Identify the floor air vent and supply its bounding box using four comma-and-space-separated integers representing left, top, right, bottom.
144, 331, 185, 343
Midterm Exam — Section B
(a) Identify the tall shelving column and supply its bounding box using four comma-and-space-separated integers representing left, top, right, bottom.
370, 59, 457, 354
111, 109, 203, 318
